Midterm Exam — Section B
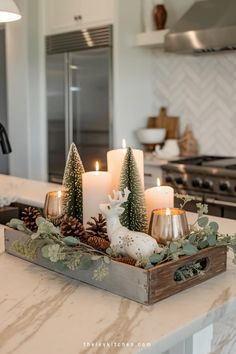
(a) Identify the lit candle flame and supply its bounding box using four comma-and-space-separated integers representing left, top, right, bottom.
58, 190, 62, 198
157, 178, 161, 187
122, 139, 126, 149
166, 208, 171, 216
95, 161, 99, 172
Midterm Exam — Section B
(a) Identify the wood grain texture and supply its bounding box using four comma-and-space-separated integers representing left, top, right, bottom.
148, 246, 227, 304
147, 107, 179, 139
4, 229, 227, 305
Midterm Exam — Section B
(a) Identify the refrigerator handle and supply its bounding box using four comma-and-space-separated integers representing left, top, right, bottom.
64, 53, 74, 157
64, 53, 70, 157
68, 56, 74, 146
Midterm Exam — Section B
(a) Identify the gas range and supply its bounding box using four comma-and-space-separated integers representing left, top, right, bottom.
162, 156, 236, 219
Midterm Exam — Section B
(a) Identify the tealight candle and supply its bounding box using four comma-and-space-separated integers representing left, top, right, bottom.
107, 139, 144, 191
145, 178, 174, 222
82, 161, 112, 226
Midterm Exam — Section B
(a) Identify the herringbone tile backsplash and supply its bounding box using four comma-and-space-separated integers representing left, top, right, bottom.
152, 50, 236, 156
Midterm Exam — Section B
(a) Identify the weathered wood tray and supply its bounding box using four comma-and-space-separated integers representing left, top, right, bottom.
4, 229, 227, 305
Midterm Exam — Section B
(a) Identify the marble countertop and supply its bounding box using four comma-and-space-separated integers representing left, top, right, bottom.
0, 174, 61, 208
1, 213, 236, 354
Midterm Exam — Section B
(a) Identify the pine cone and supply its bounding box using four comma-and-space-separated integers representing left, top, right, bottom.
21, 207, 41, 232
115, 256, 136, 267
86, 214, 108, 240
60, 215, 86, 240
87, 236, 110, 251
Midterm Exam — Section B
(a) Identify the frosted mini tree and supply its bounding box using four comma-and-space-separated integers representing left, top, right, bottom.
63, 143, 85, 223
119, 147, 148, 233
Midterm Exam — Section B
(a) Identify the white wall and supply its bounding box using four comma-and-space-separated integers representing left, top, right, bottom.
6, 0, 47, 180
113, 0, 152, 148
152, 50, 236, 156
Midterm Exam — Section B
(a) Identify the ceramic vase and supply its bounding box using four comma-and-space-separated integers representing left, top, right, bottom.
154, 4, 167, 30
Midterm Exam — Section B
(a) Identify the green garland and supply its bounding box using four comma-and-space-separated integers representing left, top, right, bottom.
8, 217, 110, 281
7, 195, 236, 281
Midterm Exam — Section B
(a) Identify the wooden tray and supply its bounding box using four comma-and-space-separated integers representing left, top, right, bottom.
4, 229, 227, 305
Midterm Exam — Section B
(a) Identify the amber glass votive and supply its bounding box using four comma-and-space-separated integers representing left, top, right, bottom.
149, 208, 189, 245
43, 190, 64, 220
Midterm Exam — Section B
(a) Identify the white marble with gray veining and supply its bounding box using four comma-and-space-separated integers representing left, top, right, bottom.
0, 174, 61, 208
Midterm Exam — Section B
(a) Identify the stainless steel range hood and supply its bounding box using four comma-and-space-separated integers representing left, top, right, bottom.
165, 0, 236, 54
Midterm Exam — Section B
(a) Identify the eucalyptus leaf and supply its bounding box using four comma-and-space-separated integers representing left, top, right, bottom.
103, 256, 111, 264
63, 236, 79, 246
198, 217, 209, 228
207, 234, 217, 246
7, 218, 32, 235
188, 234, 197, 244
199, 240, 209, 249
106, 248, 113, 256
149, 253, 164, 264
36, 217, 61, 236
36, 216, 45, 226
172, 253, 180, 261
182, 243, 198, 256
169, 243, 178, 253
209, 222, 219, 233
91, 255, 103, 261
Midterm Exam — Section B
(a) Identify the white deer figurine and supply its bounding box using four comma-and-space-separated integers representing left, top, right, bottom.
99, 188, 160, 260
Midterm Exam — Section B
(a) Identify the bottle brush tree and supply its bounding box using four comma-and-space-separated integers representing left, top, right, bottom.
62, 143, 85, 223
119, 147, 148, 233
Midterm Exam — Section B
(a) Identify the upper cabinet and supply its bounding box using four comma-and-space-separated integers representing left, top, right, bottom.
45, 0, 113, 35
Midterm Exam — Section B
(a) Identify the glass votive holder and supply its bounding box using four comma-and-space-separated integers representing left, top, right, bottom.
43, 190, 65, 222
149, 208, 189, 245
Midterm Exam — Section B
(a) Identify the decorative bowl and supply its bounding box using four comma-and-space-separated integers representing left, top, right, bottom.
136, 128, 166, 144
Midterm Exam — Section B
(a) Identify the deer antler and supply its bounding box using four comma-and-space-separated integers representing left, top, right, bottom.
108, 187, 130, 207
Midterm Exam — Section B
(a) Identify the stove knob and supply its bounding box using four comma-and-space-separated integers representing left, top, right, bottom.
191, 178, 202, 188
175, 177, 185, 185
202, 180, 213, 189
219, 181, 230, 192
165, 175, 173, 183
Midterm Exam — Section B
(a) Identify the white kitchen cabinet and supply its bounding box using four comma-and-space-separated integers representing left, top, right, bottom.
80, 0, 113, 27
45, 0, 113, 35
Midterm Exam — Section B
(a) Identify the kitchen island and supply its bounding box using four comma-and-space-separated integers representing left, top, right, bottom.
0, 175, 236, 354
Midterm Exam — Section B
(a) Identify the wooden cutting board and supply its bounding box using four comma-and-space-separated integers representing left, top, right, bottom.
147, 107, 179, 139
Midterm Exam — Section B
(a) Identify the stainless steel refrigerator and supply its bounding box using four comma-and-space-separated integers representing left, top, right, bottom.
46, 26, 112, 183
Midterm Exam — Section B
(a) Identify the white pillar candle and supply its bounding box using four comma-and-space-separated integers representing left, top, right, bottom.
107, 139, 144, 191
82, 161, 112, 226
145, 178, 174, 222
